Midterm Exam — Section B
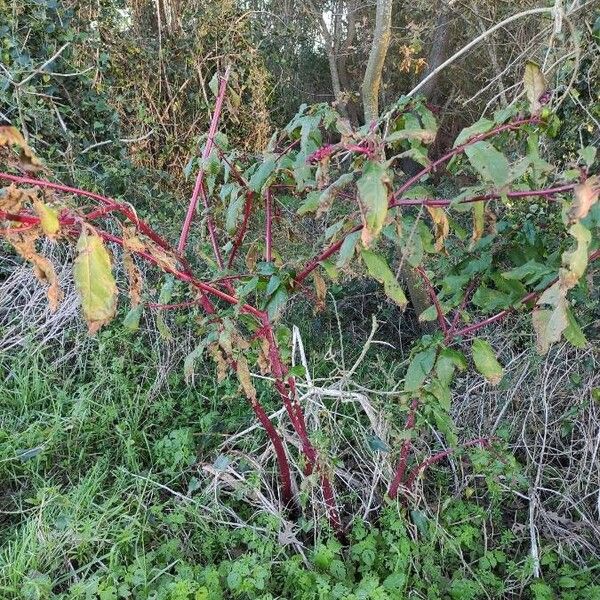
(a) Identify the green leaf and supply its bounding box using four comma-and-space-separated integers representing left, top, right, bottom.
404, 346, 437, 392
209, 72, 219, 96
266, 274, 281, 296
523, 61, 546, 116
357, 161, 390, 247
266, 286, 288, 321
563, 305, 587, 348
464, 141, 509, 187
471, 339, 503, 385
361, 249, 407, 309
238, 276, 259, 298
73, 226, 117, 334
472, 286, 512, 313
123, 305, 142, 331
336, 230, 360, 268
453, 118, 495, 147
578, 146, 597, 167
225, 189, 243, 235
502, 260, 554, 286
297, 191, 321, 216
249, 157, 277, 192
184, 341, 209, 384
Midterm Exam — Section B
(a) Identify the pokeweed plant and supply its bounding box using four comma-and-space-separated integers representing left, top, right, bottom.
0, 64, 598, 537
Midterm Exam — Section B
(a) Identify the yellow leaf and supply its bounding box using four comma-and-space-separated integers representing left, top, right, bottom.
33, 199, 59, 237
470, 201, 485, 248
73, 226, 117, 334
523, 61, 546, 116
425, 206, 449, 252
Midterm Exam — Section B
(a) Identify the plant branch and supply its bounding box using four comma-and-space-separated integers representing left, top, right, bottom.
177, 67, 230, 257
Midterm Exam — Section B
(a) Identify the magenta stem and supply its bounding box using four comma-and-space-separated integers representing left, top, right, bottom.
177, 67, 230, 257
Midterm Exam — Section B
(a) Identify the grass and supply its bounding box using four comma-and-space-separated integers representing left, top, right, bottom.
1, 314, 600, 598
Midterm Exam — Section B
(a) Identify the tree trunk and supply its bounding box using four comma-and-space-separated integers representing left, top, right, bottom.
361, 0, 393, 124
418, 5, 453, 101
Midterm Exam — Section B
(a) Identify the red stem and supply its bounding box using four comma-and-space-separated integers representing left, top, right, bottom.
404, 438, 490, 491
227, 191, 254, 268
177, 67, 230, 256
294, 185, 574, 286
0, 172, 176, 257
246, 394, 293, 505
264, 187, 273, 262
416, 266, 447, 333
388, 398, 419, 500
448, 278, 479, 336
391, 117, 541, 202
450, 249, 600, 339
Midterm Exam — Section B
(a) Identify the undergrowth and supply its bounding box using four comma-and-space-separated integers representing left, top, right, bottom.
1, 331, 599, 599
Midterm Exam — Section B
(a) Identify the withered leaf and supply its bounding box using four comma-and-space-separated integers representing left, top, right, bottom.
7, 230, 62, 311
0, 126, 44, 172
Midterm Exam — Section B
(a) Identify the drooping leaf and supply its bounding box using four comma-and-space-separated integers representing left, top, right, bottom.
266, 286, 288, 321
386, 128, 436, 144
236, 355, 258, 401
6, 230, 62, 311
563, 304, 587, 349
470, 200, 485, 247
471, 339, 503, 385
313, 270, 327, 312
33, 200, 59, 237
0, 126, 43, 171
453, 118, 495, 147
425, 206, 449, 252
297, 191, 321, 216
73, 226, 117, 334
123, 305, 142, 331
336, 230, 360, 268
357, 161, 390, 247
184, 340, 209, 384
249, 157, 277, 192
561, 222, 591, 288
523, 61, 546, 116
361, 249, 407, 309
315, 173, 354, 218
464, 141, 509, 187
569, 176, 599, 223
404, 346, 437, 392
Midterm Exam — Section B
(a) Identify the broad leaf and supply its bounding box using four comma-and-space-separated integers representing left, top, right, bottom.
523, 61, 546, 116
453, 118, 495, 147
471, 339, 503, 385
33, 200, 59, 236
404, 346, 437, 392
361, 249, 407, 309
249, 157, 277, 192
73, 226, 117, 334
336, 230, 360, 268
464, 141, 509, 187
357, 161, 390, 247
